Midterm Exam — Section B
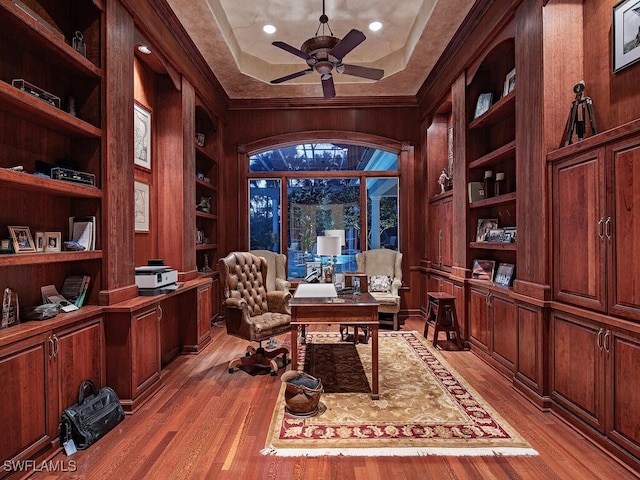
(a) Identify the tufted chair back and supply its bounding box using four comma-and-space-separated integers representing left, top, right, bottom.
249, 249, 291, 292
218, 252, 291, 343
220, 252, 269, 317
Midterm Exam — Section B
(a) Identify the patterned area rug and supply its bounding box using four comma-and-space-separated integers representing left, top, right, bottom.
263, 331, 537, 457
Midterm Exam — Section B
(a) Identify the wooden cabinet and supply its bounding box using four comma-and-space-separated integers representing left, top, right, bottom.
0, 0, 103, 308
0, 314, 104, 466
429, 192, 453, 270
551, 132, 640, 321
551, 310, 640, 459
104, 304, 161, 414
469, 284, 516, 375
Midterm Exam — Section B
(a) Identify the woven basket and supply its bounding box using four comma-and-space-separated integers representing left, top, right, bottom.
281, 371, 323, 417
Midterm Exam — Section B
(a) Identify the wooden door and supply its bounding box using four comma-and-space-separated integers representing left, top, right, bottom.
608, 138, 640, 321
550, 311, 605, 433
552, 149, 606, 312
0, 333, 54, 463
132, 306, 161, 399
469, 287, 490, 351
55, 317, 105, 418
606, 328, 640, 458
491, 293, 517, 373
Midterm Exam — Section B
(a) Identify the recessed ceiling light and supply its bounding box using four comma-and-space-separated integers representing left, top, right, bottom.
263, 25, 276, 34
369, 21, 382, 32
137, 45, 151, 54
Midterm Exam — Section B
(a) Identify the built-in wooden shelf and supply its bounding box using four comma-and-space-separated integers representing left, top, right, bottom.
0, 250, 102, 267
0, 168, 102, 197
196, 243, 218, 251
470, 241, 517, 251
195, 178, 217, 192
469, 140, 516, 170
195, 211, 217, 220
469, 191, 517, 208
469, 91, 515, 130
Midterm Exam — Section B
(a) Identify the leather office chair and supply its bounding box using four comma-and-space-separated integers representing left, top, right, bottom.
356, 248, 403, 330
249, 249, 291, 292
218, 252, 291, 376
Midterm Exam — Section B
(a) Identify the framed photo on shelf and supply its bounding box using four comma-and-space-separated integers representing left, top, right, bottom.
502, 227, 517, 243
134, 180, 150, 232
474, 92, 493, 119
35, 231, 45, 252
8, 226, 35, 253
472, 259, 496, 281
503, 68, 516, 96
476, 218, 498, 242
486, 228, 505, 243
495, 263, 515, 287
613, 0, 640, 73
133, 102, 152, 170
44, 232, 61, 253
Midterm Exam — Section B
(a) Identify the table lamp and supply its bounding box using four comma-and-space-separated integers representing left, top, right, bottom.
316, 235, 341, 283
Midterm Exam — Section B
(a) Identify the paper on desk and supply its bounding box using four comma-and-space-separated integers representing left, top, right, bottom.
294, 283, 337, 298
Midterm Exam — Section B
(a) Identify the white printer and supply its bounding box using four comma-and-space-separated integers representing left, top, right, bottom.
135, 265, 178, 295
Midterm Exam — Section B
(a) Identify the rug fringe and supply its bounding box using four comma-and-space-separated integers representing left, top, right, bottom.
261, 447, 539, 457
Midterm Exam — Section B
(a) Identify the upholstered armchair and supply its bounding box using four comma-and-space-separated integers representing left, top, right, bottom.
249, 249, 291, 292
356, 248, 403, 330
218, 252, 291, 376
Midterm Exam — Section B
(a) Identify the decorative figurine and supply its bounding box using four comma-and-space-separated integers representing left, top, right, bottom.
201, 253, 213, 273
560, 80, 597, 147
72, 31, 86, 57
438, 168, 450, 194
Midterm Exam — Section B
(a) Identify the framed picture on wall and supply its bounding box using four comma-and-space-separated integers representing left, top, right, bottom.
134, 181, 150, 232
134, 102, 152, 170
613, 0, 640, 72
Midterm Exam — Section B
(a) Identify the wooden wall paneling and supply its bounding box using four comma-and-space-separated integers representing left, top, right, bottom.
515, 302, 550, 407
100, 0, 137, 305
451, 72, 469, 278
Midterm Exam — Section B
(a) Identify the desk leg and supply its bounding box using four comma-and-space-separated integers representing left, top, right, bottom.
371, 323, 379, 400
291, 324, 298, 371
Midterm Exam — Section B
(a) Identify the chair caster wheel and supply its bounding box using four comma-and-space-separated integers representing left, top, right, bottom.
228, 368, 235, 374
270, 370, 277, 376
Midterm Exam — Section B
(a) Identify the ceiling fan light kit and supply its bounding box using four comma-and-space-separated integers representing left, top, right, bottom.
270, 0, 384, 99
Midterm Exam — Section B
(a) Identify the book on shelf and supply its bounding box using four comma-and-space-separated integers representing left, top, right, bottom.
468, 182, 485, 203
68, 216, 96, 251
60, 275, 91, 307
41, 284, 78, 312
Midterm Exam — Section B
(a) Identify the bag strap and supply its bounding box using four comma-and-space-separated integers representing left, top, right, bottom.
77, 380, 98, 405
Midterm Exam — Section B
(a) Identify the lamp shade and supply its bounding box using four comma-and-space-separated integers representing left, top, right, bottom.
324, 229, 346, 247
317, 235, 341, 256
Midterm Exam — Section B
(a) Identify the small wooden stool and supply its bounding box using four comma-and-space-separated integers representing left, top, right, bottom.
424, 292, 463, 350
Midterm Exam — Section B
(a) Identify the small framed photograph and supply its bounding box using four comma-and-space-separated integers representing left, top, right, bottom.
474, 92, 493, 119
486, 228, 505, 243
472, 259, 496, 281
476, 218, 498, 242
495, 263, 515, 287
502, 227, 517, 243
613, 0, 640, 73
0, 238, 14, 254
503, 68, 516, 96
134, 102, 152, 170
134, 180, 150, 232
8, 226, 35, 253
35, 232, 45, 252
44, 232, 62, 252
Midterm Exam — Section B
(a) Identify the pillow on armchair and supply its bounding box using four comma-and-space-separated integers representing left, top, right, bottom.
370, 275, 391, 293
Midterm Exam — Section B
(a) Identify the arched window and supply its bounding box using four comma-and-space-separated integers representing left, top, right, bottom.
247, 140, 400, 279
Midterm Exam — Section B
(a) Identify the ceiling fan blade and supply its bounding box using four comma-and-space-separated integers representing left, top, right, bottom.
338, 63, 384, 81
272, 41, 313, 61
328, 29, 366, 61
321, 74, 336, 99
271, 68, 314, 84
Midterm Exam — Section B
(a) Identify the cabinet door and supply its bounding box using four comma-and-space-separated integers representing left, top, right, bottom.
550, 311, 605, 432
197, 282, 212, 346
491, 294, 517, 372
429, 200, 441, 267
133, 307, 161, 398
440, 195, 453, 268
469, 288, 490, 351
609, 139, 640, 321
56, 317, 105, 414
606, 329, 640, 458
552, 150, 606, 312
0, 333, 55, 463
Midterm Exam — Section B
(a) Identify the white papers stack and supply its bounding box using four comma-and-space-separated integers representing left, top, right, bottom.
294, 283, 338, 298
68, 216, 96, 250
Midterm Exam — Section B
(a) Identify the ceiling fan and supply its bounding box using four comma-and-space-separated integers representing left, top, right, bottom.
270, 0, 384, 99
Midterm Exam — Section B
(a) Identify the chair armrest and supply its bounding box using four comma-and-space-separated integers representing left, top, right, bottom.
225, 297, 248, 311
391, 278, 402, 296
275, 278, 291, 291
267, 290, 292, 315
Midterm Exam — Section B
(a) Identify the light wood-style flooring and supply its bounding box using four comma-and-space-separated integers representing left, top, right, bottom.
33, 318, 639, 480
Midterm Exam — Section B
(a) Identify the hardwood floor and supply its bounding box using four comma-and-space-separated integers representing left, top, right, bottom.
32, 318, 639, 480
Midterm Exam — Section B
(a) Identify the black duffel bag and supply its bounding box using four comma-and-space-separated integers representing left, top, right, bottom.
60, 380, 125, 451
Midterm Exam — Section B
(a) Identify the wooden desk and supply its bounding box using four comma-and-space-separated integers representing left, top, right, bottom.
290, 292, 380, 399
